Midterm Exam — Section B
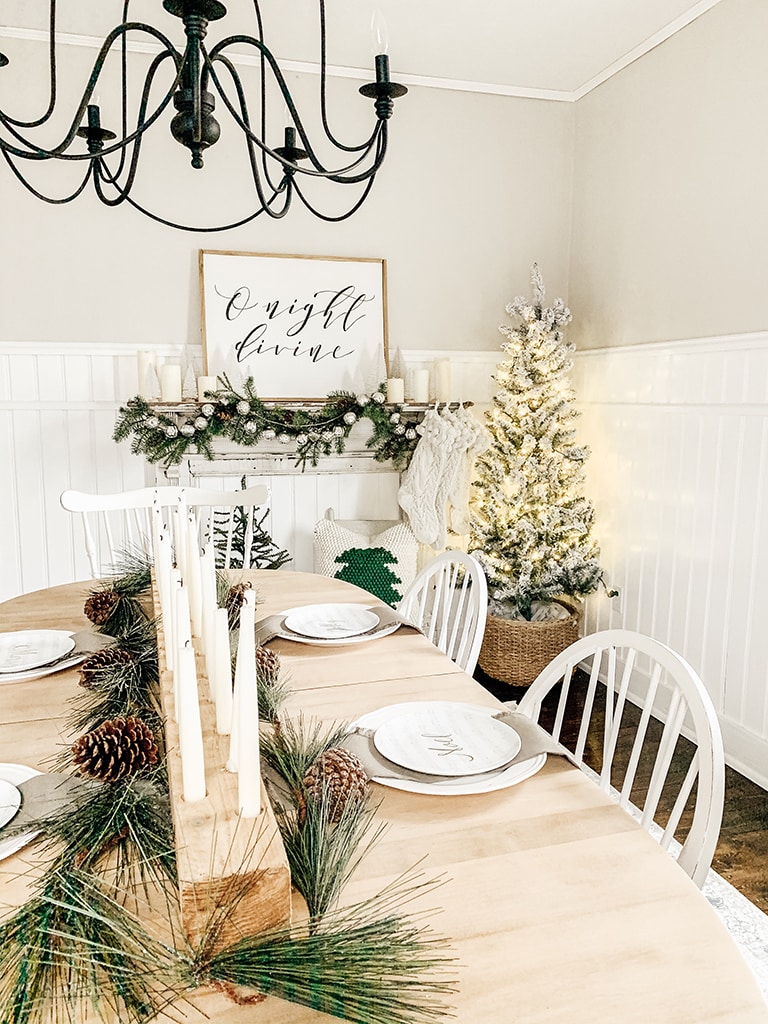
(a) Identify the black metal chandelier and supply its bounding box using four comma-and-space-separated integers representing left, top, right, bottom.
0, 0, 407, 231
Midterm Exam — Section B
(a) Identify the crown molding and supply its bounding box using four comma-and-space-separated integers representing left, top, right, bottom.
0, 5, 727, 104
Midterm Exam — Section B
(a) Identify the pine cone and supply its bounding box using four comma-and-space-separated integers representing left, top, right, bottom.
78, 647, 135, 689
226, 581, 252, 628
301, 748, 369, 824
255, 645, 280, 684
72, 716, 158, 782
84, 588, 120, 626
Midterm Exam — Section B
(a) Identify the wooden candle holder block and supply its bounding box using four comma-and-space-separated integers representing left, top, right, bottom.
155, 610, 292, 952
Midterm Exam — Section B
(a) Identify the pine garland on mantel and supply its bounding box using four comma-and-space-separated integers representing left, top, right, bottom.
113, 376, 427, 470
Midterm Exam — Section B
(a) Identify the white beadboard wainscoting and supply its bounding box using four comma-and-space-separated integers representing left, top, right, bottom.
572, 332, 768, 789
2, 336, 767, 786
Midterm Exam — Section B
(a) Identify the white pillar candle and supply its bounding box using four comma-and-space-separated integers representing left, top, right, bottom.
197, 375, 218, 402
137, 351, 156, 398
411, 368, 430, 403
172, 498, 188, 578
386, 377, 405, 404
213, 606, 233, 735
236, 592, 261, 818
176, 641, 207, 803
434, 359, 452, 402
185, 512, 203, 638
159, 363, 182, 403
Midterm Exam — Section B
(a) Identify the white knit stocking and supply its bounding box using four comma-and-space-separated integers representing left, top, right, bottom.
449, 405, 490, 535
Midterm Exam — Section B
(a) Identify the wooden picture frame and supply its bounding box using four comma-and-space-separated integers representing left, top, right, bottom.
200, 250, 389, 400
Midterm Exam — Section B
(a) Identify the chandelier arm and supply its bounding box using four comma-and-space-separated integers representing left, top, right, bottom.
292, 170, 378, 222
0, 24, 182, 161
1, 0, 59, 128
205, 44, 383, 180
201, 52, 284, 197
98, 180, 292, 232
108, 0, 133, 183
244, 0, 283, 193
316, 0, 373, 153
0, 147, 93, 203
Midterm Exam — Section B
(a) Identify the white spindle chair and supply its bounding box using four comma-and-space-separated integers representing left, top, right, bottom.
397, 550, 488, 674
516, 630, 725, 887
60, 485, 269, 577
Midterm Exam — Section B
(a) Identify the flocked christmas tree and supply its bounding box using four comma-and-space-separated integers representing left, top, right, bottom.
470, 264, 605, 620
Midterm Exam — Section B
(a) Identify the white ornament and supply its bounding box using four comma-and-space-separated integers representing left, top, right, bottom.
201, 403, 215, 417
333, 425, 344, 437
296, 433, 309, 445
372, 392, 385, 404
390, 412, 401, 424
194, 416, 208, 430
165, 424, 179, 438
394, 424, 406, 435
356, 394, 369, 405
236, 401, 250, 415
321, 431, 333, 442
343, 412, 357, 425
278, 433, 291, 444
180, 423, 195, 437
405, 428, 417, 440
262, 429, 276, 441
244, 421, 258, 434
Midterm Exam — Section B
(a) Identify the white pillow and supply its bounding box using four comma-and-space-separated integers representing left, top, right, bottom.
313, 518, 418, 607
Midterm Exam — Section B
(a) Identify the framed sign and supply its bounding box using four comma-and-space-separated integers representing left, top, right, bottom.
200, 250, 388, 400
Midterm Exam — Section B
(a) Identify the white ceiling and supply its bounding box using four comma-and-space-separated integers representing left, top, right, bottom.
0, 0, 724, 100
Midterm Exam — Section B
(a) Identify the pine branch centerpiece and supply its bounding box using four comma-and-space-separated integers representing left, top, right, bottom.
470, 265, 609, 684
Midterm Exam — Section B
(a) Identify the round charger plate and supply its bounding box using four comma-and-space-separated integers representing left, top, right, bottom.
0, 630, 75, 673
0, 763, 43, 860
0, 778, 21, 830
352, 702, 546, 796
277, 607, 400, 647
373, 702, 522, 776
283, 604, 380, 639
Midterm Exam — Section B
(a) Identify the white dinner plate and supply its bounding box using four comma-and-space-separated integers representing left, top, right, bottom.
352, 702, 547, 796
373, 704, 522, 777
0, 763, 43, 860
0, 630, 75, 673
0, 779, 21, 829
276, 607, 401, 647
284, 603, 380, 639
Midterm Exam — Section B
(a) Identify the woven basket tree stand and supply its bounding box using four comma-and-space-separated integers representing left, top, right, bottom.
478, 598, 581, 687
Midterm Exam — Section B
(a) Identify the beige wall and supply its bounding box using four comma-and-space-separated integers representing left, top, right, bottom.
568, 0, 768, 348
0, 35, 574, 355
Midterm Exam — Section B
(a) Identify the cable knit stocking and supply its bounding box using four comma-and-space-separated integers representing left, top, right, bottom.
432, 407, 472, 549
449, 405, 490, 535
398, 407, 453, 544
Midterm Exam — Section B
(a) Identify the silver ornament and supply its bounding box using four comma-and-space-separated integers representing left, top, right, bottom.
405, 427, 417, 440
201, 403, 215, 417
180, 423, 195, 437
321, 431, 333, 442
372, 392, 385, 404
296, 433, 309, 445
145, 416, 159, 429
343, 412, 357, 425
394, 424, 406, 435
389, 412, 401, 423
194, 416, 208, 430
243, 420, 259, 434
236, 400, 250, 415
165, 425, 178, 438
262, 429, 276, 441
356, 394, 369, 405
333, 425, 344, 437
278, 433, 291, 445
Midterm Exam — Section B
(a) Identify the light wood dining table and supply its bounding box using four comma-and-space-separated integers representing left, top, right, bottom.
1, 570, 767, 1024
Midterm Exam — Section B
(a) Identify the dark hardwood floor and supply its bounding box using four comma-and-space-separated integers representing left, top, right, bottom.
475, 667, 768, 913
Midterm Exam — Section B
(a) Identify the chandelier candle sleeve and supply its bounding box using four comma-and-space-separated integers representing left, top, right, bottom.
185, 514, 203, 639
236, 591, 261, 818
